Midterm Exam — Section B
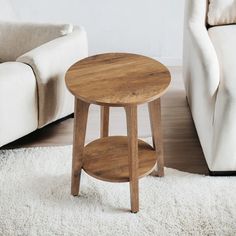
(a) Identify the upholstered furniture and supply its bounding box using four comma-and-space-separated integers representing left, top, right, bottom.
208, 0, 236, 25
65, 53, 171, 213
184, 0, 236, 172
0, 0, 88, 147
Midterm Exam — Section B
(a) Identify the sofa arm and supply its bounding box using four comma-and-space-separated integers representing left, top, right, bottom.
183, 0, 220, 97
186, 24, 220, 95
17, 27, 88, 84
0, 21, 73, 62
17, 27, 88, 127
183, 0, 220, 167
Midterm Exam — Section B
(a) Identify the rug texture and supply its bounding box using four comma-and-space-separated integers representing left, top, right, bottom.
0, 141, 236, 236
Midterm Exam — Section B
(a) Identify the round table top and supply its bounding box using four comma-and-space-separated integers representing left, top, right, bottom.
65, 53, 171, 106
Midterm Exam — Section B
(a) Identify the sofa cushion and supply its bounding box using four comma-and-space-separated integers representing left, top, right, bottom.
208, 0, 236, 26
0, 62, 38, 147
0, 22, 73, 62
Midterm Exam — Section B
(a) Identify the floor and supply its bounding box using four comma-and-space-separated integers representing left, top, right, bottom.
3, 67, 209, 175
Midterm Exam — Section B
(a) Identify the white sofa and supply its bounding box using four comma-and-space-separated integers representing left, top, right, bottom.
0, 0, 88, 147
183, 0, 236, 172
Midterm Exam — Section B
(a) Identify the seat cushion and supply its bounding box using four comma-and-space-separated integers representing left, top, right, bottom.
0, 62, 38, 147
208, 0, 236, 26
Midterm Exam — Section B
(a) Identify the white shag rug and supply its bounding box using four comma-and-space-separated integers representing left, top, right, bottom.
1, 140, 236, 236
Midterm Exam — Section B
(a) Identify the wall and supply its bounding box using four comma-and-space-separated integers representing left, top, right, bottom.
10, 0, 185, 66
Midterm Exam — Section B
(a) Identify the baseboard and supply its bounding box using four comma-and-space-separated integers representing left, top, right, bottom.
152, 57, 182, 67
208, 169, 236, 176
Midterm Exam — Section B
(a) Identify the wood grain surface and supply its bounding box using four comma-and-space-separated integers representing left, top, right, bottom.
100, 106, 109, 138
125, 105, 139, 212
83, 136, 156, 183
65, 53, 171, 106
71, 99, 90, 196
148, 99, 164, 177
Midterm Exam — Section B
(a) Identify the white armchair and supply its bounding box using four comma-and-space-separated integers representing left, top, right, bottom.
184, 0, 236, 172
0, 1, 88, 147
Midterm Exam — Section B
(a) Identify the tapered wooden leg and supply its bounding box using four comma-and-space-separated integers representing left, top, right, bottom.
71, 99, 90, 196
100, 106, 110, 138
148, 98, 164, 177
125, 105, 139, 213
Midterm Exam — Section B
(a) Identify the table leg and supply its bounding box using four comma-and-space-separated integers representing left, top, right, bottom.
71, 99, 90, 196
148, 98, 164, 177
125, 105, 139, 213
100, 106, 110, 138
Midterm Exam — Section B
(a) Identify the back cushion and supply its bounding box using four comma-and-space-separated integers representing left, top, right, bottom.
0, 0, 16, 21
0, 22, 73, 62
208, 0, 236, 26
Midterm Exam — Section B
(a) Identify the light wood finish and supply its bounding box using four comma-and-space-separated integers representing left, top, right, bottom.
65, 53, 171, 107
71, 99, 89, 196
83, 136, 156, 182
2, 67, 209, 176
64, 53, 171, 213
100, 106, 109, 137
125, 105, 139, 213
148, 99, 164, 177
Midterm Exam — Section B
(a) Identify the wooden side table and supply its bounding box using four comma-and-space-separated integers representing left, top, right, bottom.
65, 53, 171, 213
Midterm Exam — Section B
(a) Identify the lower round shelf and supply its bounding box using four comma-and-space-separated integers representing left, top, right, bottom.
83, 136, 157, 182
